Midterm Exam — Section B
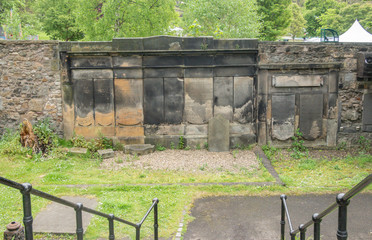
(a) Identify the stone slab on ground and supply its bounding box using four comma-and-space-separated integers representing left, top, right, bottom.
33, 196, 98, 234
208, 114, 230, 152
124, 144, 155, 155
68, 147, 88, 156
184, 193, 372, 240
97, 149, 115, 159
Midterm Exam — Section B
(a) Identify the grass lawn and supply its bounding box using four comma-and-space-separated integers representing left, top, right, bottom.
0, 134, 371, 239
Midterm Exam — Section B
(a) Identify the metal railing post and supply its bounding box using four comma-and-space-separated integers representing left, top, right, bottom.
290, 231, 296, 240
280, 195, 287, 240
21, 183, 33, 240
313, 213, 322, 240
153, 198, 159, 240
75, 203, 84, 240
108, 214, 115, 240
336, 193, 350, 240
136, 225, 141, 240
299, 224, 306, 240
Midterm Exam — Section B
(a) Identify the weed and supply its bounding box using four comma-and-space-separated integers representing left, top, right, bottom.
156, 144, 166, 151
262, 144, 279, 159
196, 143, 201, 150
178, 136, 185, 149
358, 136, 371, 152
170, 142, 175, 150
199, 163, 208, 171
291, 129, 308, 159
204, 142, 208, 150
232, 149, 239, 158
0, 129, 32, 155
115, 157, 123, 164
113, 142, 124, 151
336, 141, 347, 150
33, 118, 59, 154
184, 146, 191, 150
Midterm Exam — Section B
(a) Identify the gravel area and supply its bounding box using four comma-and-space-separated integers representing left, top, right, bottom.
101, 149, 259, 173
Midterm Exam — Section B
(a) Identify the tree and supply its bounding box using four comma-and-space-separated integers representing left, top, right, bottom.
34, 0, 83, 41
180, 0, 261, 38
257, 0, 292, 40
320, 2, 372, 34
287, 3, 307, 40
74, 0, 178, 41
303, 0, 340, 36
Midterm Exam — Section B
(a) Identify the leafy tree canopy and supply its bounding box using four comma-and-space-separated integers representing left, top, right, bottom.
287, 3, 307, 40
320, 2, 372, 34
257, 0, 292, 40
180, 0, 261, 39
75, 0, 178, 41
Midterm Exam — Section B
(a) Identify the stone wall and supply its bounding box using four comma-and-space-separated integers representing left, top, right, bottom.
258, 42, 372, 146
0, 41, 62, 134
0, 39, 371, 147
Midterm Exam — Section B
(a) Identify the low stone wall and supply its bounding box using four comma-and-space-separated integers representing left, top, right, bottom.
0, 40, 62, 134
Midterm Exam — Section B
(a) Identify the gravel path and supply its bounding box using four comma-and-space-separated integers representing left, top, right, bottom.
101, 149, 259, 174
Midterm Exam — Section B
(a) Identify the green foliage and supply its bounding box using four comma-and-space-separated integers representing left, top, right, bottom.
74, 0, 177, 41
178, 136, 185, 149
257, 0, 292, 40
290, 128, 308, 159
287, 3, 307, 40
71, 134, 113, 154
156, 144, 166, 151
262, 144, 279, 159
181, 0, 261, 38
358, 136, 371, 152
0, 129, 31, 156
320, 2, 372, 35
304, 0, 340, 36
33, 0, 83, 41
33, 118, 59, 154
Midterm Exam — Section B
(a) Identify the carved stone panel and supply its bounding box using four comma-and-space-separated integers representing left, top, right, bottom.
74, 79, 94, 127
234, 76, 254, 123
164, 78, 184, 124
144, 78, 164, 124
214, 77, 233, 120
94, 78, 114, 126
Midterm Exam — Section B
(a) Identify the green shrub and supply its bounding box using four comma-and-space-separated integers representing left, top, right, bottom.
0, 129, 31, 156
33, 118, 59, 154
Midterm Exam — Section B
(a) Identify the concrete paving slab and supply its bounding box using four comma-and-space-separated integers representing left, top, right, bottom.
33, 196, 98, 234
184, 193, 372, 240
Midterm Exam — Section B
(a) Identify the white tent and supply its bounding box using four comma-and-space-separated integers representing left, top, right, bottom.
339, 19, 372, 43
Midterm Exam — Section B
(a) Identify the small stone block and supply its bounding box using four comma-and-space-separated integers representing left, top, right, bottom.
97, 149, 115, 159
208, 115, 230, 152
124, 144, 155, 155
68, 148, 88, 155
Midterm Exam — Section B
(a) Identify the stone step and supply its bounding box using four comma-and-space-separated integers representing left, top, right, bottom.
124, 144, 155, 155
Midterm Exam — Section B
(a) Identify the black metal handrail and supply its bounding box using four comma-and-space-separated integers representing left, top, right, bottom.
0, 176, 159, 240
280, 174, 372, 240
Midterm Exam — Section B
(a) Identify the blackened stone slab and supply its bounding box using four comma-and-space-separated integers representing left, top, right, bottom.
164, 78, 184, 123
234, 77, 254, 123
184, 78, 213, 124
144, 68, 183, 78
214, 39, 258, 49
71, 56, 112, 68
214, 67, 255, 77
182, 37, 214, 50
185, 55, 214, 66
112, 56, 142, 67
208, 115, 230, 152
114, 69, 143, 79
299, 94, 323, 140
112, 38, 144, 51
144, 78, 164, 124
71, 69, 113, 80
272, 94, 295, 140
143, 36, 182, 50
215, 54, 256, 65
94, 78, 114, 126
144, 56, 183, 66
115, 79, 143, 126
362, 93, 372, 132
214, 77, 233, 120
74, 79, 94, 126
185, 68, 213, 78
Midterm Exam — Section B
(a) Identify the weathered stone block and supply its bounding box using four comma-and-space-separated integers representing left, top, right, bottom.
97, 149, 115, 159
214, 67, 255, 77
144, 68, 183, 78
114, 69, 143, 79
272, 94, 295, 141
208, 114, 230, 152
185, 136, 208, 149
185, 125, 208, 135
299, 94, 323, 140
230, 123, 255, 135
94, 78, 114, 126
214, 77, 233, 120
71, 56, 112, 68
74, 79, 94, 127
230, 134, 256, 148
143, 36, 182, 50
115, 79, 143, 126
116, 126, 144, 137
144, 78, 164, 124
155, 125, 185, 135
71, 70, 113, 80
184, 68, 213, 78
124, 144, 155, 155
145, 135, 181, 148
272, 75, 324, 87
69, 147, 88, 155
182, 37, 214, 50
215, 54, 256, 65
362, 93, 372, 132
184, 78, 213, 124
234, 76, 254, 123
144, 56, 183, 66
112, 56, 142, 67
184, 55, 214, 66
164, 78, 184, 123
